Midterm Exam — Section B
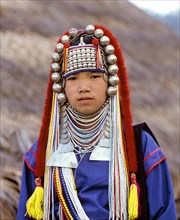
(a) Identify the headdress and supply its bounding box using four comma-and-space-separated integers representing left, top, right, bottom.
26, 25, 140, 220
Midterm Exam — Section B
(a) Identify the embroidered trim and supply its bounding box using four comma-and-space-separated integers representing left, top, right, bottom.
146, 156, 167, 176
144, 148, 160, 162
23, 156, 35, 173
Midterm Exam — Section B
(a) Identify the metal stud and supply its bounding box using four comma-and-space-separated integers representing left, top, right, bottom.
108, 64, 119, 75
86, 24, 95, 34
61, 35, 70, 44
105, 45, 115, 55
69, 28, 78, 37
107, 54, 117, 64
52, 83, 62, 93
107, 86, 117, 96
56, 43, 64, 53
51, 63, 60, 72
52, 52, 60, 62
109, 75, 119, 86
51, 72, 61, 82
94, 29, 104, 38
100, 36, 110, 46
57, 93, 66, 104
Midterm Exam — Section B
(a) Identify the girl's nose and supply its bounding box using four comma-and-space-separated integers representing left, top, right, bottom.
78, 82, 90, 93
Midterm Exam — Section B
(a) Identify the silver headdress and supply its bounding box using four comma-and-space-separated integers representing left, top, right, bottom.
51, 24, 119, 105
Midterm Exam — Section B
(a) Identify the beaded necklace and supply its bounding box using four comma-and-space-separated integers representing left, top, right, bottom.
66, 100, 110, 154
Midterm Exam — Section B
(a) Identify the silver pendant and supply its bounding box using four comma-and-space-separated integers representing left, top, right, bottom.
46, 141, 78, 168
90, 136, 110, 161
90, 145, 110, 161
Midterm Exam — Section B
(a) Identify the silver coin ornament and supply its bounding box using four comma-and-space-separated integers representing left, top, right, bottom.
107, 54, 117, 65
52, 83, 62, 93
61, 35, 70, 44
51, 72, 61, 82
57, 93, 66, 104
52, 63, 60, 72
105, 45, 115, 55
52, 52, 60, 62
94, 29, 104, 38
86, 24, 95, 34
107, 86, 117, 96
69, 28, 78, 37
56, 43, 64, 53
109, 75, 119, 86
108, 64, 119, 75
100, 36, 110, 46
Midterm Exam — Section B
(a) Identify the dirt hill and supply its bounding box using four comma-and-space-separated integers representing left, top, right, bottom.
1, 1, 179, 219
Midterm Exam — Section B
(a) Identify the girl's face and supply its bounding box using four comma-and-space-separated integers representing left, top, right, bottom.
64, 72, 108, 115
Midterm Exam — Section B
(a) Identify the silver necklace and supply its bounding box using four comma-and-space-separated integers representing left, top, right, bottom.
66, 100, 110, 154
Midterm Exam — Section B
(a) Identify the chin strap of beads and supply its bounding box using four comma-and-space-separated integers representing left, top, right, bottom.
51, 24, 120, 105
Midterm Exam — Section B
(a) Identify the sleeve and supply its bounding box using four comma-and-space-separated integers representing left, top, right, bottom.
142, 131, 177, 220
16, 142, 38, 220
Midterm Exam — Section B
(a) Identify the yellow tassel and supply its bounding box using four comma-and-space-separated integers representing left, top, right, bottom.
128, 173, 139, 220
25, 178, 44, 220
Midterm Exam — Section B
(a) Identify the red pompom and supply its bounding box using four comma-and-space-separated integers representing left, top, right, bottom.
64, 43, 70, 48
92, 38, 99, 45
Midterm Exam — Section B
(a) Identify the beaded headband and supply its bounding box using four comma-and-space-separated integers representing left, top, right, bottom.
51, 25, 120, 105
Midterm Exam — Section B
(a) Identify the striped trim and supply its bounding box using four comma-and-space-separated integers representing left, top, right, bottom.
144, 148, 160, 162
145, 156, 167, 176
23, 156, 35, 173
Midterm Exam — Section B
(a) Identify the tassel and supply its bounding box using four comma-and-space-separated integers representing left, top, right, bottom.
128, 173, 140, 220
25, 178, 44, 220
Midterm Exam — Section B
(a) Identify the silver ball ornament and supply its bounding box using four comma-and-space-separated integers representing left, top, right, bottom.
52, 83, 62, 93
51, 63, 60, 72
94, 29, 104, 38
52, 52, 60, 62
57, 93, 66, 104
61, 35, 70, 44
107, 86, 117, 96
108, 64, 119, 75
69, 28, 78, 37
107, 54, 117, 64
56, 43, 64, 53
109, 75, 119, 86
100, 36, 110, 46
86, 24, 95, 34
51, 72, 61, 82
104, 45, 115, 55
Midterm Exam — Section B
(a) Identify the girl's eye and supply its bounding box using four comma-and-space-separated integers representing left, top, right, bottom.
90, 74, 101, 79
66, 76, 77, 81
